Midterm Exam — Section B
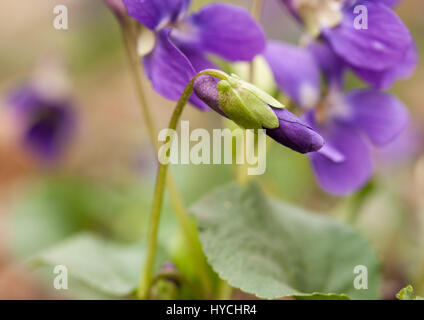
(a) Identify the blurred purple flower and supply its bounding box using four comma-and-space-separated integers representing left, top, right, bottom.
375, 122, 423, 167
8, 85, 76, 163
193, 75, 324, 154
265, 39, 410, 194
280, 0, 417, 89
264, 41, 321, 109
306, 87, 409, 195
123, 0, 266, 109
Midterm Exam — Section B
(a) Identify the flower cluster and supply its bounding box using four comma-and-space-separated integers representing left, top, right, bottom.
262, 0, 416, 194
279, 0, 417, 90
112, 0, 325, 153
107, 0, 417, 195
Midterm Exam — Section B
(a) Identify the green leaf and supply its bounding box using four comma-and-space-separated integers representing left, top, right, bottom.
9, 178, 97, 258
32, 232, 165, 297
10, 177, 179, 256
191, 182, 381, 300
396, 285, 424, 300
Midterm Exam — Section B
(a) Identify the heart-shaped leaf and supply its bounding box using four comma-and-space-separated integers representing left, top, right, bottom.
191, 182, 380, 299
32, 233, 165, 297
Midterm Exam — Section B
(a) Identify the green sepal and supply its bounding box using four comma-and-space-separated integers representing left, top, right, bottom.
238, 88, 279, 129
217, 80, 262, 129
239, 80, 284, 109
227, 73, 283, 109
217, 74, 282, 129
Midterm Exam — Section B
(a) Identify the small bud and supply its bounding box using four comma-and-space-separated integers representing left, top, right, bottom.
194, 75, 324, 154
267, 108, 325, 154
150, 262, 180, 300
159, 261, 179, 276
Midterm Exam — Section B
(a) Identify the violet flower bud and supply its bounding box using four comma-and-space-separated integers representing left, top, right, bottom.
150, 262, 181, 300
266, 108, 325, 154
194, 75, 324, 154
216, 73, 283, 130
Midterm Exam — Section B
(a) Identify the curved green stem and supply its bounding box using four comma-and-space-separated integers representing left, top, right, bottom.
137, 70, 228, 300
343, 181, 375, 225
122, 18, 157, 148
166, 177, 213, 297
121, 15, 227, 299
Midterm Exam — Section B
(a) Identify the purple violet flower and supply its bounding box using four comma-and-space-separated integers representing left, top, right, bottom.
306, 87, 409, 195
7, 85, 76, 163
280, 0, 417, 89
264, 39, 410, 195
264, 41, 322, 109
122, 0, 266, 110
375, 122, 422, 168
193, 75, 324, 154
